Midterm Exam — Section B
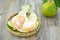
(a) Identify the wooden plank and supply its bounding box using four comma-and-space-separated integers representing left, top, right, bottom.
0, 0, 4, 15
0, 0, 11, 15
2, 0, 16, 40
56, 8, 60, 40
0, 15, 3, 40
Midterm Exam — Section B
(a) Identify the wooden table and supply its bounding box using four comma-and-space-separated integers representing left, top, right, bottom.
0, 0, 60, 40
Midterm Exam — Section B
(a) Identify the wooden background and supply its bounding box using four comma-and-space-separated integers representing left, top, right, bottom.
0, 0, 60, 40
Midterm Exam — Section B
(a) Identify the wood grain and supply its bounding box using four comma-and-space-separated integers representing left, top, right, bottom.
0, 0, 60, 40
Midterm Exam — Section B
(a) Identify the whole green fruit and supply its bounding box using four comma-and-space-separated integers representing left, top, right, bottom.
41, 1, 58, 17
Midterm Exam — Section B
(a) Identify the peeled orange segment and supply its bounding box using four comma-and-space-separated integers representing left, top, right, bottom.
25, 26, 34, 32
22, 22, 34, 32
11, 15, 25, 30
11, 19, 16, 27
18, 16, 25, 24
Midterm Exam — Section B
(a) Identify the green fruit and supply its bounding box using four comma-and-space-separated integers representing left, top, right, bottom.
41, 1, 58, 17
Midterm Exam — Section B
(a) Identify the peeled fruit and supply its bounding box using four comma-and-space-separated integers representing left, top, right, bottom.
41, 1, 58, 17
